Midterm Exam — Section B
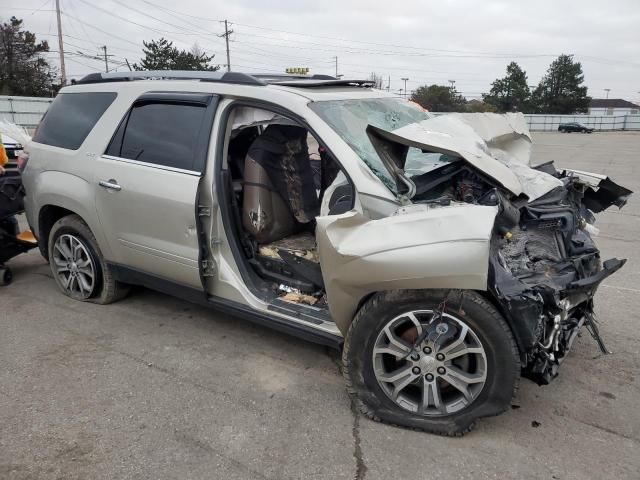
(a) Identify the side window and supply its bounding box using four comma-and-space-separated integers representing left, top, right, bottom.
107, 101, 207, 171
33, 92, 117, 150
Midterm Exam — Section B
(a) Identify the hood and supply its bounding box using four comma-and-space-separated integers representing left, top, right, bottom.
366, 112, 564, 201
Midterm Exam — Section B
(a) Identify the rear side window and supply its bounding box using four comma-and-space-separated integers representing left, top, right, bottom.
106, 102, 207, 171
33, 92, 117, 150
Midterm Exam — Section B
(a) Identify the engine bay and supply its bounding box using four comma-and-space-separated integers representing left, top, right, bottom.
411, 158, 631, 384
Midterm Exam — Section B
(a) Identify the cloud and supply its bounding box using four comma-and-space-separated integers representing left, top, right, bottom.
8, 0, 640, 100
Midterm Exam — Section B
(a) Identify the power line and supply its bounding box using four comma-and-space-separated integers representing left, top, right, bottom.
106, 0, 220, 37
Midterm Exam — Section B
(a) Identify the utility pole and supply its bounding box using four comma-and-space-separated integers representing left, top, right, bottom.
401, 77, 409, 98
448, 79, 456, 90
55, 0, 66, 85
218, 20, 233, 72
101, 46, 109, 73
604, 88, 610, 99
387, 75, 390, 92
334, 56, 338, 78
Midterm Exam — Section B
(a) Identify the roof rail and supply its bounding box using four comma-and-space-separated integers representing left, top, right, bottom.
73, 70, 374, 89
75, 70, 266, 86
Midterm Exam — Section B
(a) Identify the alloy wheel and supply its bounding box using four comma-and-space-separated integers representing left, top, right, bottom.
52, 234, 96, 299
372, 310, 487, 416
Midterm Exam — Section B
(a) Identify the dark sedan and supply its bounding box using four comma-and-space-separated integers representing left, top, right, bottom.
558, 123, 594, 133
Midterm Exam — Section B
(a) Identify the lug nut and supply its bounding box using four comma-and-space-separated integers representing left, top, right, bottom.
412, 367, 421, 375
437, 367, 446, 375
436, 353, 445, 361
425, 373, 434, 382
423, 346, 432, 354
410, 353, 420, 361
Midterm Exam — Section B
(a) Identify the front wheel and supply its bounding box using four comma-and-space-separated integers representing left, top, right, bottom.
342, 289, 520, 436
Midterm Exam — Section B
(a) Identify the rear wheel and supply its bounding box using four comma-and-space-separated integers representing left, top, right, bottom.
559, 128, 566, 133
343, 289, 519, 436
48, 215, 128, 303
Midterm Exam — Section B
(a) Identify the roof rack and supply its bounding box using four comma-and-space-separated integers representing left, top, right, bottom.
75, 70, 266, 86
74, 70, 374, 89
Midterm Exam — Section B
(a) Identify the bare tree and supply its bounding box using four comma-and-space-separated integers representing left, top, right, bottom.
368, 72, 385, 90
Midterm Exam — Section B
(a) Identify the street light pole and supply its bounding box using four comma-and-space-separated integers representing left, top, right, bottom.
401, 77, 409, 98
604, 88, 611, 99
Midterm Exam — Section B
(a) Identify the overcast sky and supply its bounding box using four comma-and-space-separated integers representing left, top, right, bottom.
6, 0, 640, 101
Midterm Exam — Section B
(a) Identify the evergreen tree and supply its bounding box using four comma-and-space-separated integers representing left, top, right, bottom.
482, 62, 530, 112
133, 38, 219, 71
530, 54, 590, 114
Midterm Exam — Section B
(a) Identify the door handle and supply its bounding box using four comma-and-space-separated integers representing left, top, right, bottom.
99, 179, 121, 191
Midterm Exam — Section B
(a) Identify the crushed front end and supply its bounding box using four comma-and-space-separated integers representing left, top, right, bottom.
487, 164, 631, 384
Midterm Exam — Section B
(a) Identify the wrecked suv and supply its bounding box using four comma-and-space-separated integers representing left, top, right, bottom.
22, 71, 632, 435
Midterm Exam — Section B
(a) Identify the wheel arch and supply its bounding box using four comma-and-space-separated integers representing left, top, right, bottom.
37, 200, 111, 261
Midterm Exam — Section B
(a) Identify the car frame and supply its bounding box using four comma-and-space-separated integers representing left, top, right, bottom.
21, 71, 631, 435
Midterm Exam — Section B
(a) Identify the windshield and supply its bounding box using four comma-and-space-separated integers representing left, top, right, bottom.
310, 97, 457, 192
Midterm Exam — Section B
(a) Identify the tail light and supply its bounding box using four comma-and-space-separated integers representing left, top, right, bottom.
17, 151, 29, 172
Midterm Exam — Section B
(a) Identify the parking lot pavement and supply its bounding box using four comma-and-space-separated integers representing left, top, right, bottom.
1, 132, 639, 480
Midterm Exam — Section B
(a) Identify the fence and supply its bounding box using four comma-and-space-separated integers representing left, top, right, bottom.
0, 95, 53, 131
2, 95, 640, 133
523, 114, 640, 131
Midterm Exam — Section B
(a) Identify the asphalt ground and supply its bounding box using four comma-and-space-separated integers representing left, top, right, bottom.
1, 132, 639, 479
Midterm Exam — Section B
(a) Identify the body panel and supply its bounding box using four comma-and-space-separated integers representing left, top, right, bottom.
316, 203, 498, 334
93, 155, 202, 287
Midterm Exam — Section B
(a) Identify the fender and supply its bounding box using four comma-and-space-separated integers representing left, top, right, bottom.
30, 170, 113, 259
316, 203, 498, 334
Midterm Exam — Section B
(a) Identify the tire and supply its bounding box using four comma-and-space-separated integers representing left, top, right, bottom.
582, 129, 587, 133
0, 267, 12, 286
559, 128, 565, 133
342, 289, 520, 436
48, 214, 129, 304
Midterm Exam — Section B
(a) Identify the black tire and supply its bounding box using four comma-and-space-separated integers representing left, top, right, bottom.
48, 214, 129, 304
342, 289, 520, 436
0, 267, 12, 286
559, 128, 565, 133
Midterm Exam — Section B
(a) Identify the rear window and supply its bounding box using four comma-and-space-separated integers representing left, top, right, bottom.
33, 92, 117, 150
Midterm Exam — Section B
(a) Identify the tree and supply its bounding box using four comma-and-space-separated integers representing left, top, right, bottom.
0, 17, 59, 96
368, 72, 385, 90
410, 84, 467, 112
530, 54, 590, 114
133, 38, 219, 71
465, 99, 497, 113
482, 62, 530, 112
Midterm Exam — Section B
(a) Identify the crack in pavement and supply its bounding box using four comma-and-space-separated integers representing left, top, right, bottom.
324, 347, 368, 480
350, 401, 368, 480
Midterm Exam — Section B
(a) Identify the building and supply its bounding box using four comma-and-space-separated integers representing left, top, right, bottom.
589, 99, 640, 116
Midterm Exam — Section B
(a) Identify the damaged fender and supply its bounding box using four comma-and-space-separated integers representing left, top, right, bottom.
316, 203, 498, 335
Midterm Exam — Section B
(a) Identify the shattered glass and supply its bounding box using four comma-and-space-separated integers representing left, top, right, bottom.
310, 98, 432, 191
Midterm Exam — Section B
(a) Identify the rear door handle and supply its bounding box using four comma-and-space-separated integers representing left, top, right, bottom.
99, 179, 121, 191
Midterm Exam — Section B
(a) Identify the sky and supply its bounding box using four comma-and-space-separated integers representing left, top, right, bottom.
5, 0, 640, 102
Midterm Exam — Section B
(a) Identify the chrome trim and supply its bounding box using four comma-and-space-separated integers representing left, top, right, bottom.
100, 155, 202, 176
98, 180, 121, 191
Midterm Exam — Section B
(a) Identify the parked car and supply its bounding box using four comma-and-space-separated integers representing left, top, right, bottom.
21, 71, 632, 436
1, 133, 23, 170
558, 122, 593, 133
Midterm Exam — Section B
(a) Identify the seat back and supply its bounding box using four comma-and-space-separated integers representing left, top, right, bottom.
242, 155, 297, 243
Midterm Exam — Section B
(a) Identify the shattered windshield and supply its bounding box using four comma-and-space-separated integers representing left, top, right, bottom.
310, 97, 456, 192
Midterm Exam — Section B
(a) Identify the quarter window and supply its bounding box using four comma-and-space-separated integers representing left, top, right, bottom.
107, 102, 207, 171
33, 92, 116, 150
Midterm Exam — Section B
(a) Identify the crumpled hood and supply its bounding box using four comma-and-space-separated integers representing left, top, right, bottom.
369, 112, 564, 201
